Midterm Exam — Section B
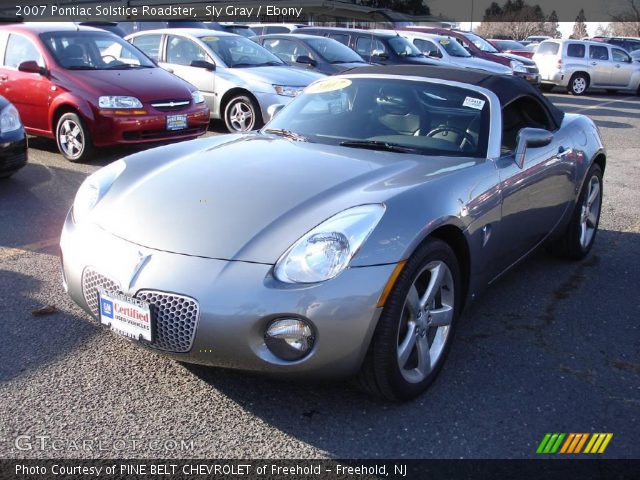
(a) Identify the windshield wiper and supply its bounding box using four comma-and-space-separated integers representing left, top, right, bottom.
66, 65, 97, 70
339, 140, 420, 153
263, 128, 309, 142
231, 62, 257, 68
105, 63, 153, 69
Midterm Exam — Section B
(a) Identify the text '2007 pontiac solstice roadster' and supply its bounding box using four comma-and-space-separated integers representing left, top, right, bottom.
61, 66, 605, 400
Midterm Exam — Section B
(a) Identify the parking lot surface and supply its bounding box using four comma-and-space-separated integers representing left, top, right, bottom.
1, 94, 638, 459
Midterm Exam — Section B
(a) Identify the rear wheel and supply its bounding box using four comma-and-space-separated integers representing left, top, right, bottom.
567, 73, 589, 95
56, 112, 93, 162
547, 163, 603, 259
223, 95, 263, 133
358, 238, 461, 401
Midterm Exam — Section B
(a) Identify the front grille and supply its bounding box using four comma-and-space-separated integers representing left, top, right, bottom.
81, 268, 199, 353
150, 100, 191, 112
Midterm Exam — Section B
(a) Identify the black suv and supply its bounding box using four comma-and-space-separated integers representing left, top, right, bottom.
294, 27, 439, 66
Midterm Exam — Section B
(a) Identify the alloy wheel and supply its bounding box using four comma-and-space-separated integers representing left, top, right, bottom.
579, 175, 601, 249
228, 101, 254, 132
58, 119, 84, 159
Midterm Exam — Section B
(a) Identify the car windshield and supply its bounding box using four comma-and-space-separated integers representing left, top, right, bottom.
463, 32, 500, 53
306, 37, 365, 63
388, 36, 424, 57
223, 26, 256, 37
265, 77, 490, 158
438, 38, 471, 57
495, 40, 525, 50
41, 31, 155, 70
199, 35, 284, 67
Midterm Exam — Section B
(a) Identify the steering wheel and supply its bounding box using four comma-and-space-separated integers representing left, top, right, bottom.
101, 54, 118, 64
426, 125, 477, 151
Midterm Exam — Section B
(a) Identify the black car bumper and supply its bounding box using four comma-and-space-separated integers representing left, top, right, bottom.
0, 128, 27, 177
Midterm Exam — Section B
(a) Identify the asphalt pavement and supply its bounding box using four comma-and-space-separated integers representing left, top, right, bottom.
0, 94, 638, 459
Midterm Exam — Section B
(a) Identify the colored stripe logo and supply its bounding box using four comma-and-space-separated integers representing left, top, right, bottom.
537, 433, 613, 454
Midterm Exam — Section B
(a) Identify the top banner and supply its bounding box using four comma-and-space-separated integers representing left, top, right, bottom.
1, 0, 638, 23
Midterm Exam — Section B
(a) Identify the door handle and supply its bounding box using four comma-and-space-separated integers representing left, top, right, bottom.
557, 146, 573, 158
590, 61, 597, 66
615, 64, 621, 68
0, 75, 7, 81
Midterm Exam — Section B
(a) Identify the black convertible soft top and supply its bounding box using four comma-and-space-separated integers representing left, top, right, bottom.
345, 65, 565, 129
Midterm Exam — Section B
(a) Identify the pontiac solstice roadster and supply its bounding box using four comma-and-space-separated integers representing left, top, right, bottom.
61, 66, 605, 400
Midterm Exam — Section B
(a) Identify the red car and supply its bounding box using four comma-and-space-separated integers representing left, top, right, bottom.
0, 24, 210, 162
400, 27, 540, 85
488, 39, 535, 59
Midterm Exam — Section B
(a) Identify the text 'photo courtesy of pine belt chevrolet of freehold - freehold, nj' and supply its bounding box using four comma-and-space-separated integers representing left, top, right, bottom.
0, 0, 639, 479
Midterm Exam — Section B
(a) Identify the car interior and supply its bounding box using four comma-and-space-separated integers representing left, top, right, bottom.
500, 96, 554, 154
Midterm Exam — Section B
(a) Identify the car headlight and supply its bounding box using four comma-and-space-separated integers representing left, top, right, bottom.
274, 204, 386, 284
72, 160, 126, 223
191, 90, 205, 104
98, 96, 143, 109
0, 104, 22, 133
510, 61, 527, 74
273, 85, 304, 97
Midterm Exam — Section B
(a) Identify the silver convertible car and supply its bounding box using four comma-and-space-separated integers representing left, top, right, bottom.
61, 66, 605, 400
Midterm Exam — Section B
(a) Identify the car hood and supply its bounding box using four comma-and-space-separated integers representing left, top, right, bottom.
92, 134, 475, 264
449, 57, 511, 74
224, 65, 325, 87
498, 52, 536, 65
63, 68, 194, 102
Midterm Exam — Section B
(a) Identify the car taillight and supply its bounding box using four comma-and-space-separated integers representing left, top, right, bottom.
557, 58, 562, 69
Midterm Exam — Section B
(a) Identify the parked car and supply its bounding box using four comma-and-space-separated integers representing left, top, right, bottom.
126, 29, 324, 132
206, 23, 257, 37
534, 39, 640, 95
62, 65, 606, 401
249, 23, 307, 35
118, 21, 210, 36
0, 24, 210, 162
524, 35, 552, 44
294, 27, 439, 66
591, 36, 640, 53
489, 39, 534, 59
0, 95, 27, 178
399, 32, 512, 74
253, 34, 368, 74
400, 27, 540, 85
632, 50, 640, 62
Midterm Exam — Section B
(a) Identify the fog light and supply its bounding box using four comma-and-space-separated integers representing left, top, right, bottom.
265, 318, 315, 361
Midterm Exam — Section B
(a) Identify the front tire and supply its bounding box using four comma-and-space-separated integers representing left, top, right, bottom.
223, 95, 263, 133
56, 112, 93, 162
359, 238, 462, 401
547, 164, 603, 260
567, 73, 589, 96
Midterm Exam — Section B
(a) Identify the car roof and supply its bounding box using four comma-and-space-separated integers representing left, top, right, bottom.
3, 22, 100, 34
302, 26, 396, 38
257, 33, 336, 40
129, 28, 238, 38
343, 64, 565, 127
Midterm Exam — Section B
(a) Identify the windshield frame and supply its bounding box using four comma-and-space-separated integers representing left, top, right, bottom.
264, 74, 500, 159
40, 30, 156, 70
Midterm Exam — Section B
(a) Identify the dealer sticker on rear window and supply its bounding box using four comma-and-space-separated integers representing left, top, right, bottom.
463, 97, 486, 110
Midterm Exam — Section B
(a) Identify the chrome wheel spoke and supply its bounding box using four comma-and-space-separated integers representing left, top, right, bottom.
406, 286, 421, 319
415, 335, 431, 377
421, 262, 444, 307
429, 305, 453, 327
588, 183, 600, 206
587, 210, 598, 227
397, 321, 417, 367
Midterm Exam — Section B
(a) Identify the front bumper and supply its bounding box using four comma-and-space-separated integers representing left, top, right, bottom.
254, 92, 295, 124
60, 214, 396, 378
90, 104, 210, 147
515, 71, 541, 86
0, 128, 27, 176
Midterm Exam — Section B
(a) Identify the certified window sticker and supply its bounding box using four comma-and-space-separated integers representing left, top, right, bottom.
463, 96, 486, 110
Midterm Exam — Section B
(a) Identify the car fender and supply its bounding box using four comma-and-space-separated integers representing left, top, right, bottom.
49, 93, 95, 134
211, 69, 272, 118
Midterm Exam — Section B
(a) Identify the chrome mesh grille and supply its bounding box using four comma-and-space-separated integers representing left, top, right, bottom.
81, 268, 199, 353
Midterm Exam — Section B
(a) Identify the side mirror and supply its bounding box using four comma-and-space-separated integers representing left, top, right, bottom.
190, 60, 216, 71
514, 127, 554, 168
371, 49, 388, 59
427, 51, 442, 59
267, 104, 284, 121
295, 55, 316, 66
18, 60, 46, 75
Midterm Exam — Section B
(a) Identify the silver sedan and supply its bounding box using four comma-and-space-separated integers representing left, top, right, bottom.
61, 66, 605, 400
126, 28, 325, 132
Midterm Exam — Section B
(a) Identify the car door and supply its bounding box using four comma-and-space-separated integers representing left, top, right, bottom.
610, 47, 635, 87
588, 44, 612, 85
161, 35, 216, 111
493, 96, 577, 269
0, 32, 51, 133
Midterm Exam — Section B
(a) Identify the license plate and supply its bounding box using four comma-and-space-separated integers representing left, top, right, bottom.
99, 290, 153, 342
166, 114, 188, 131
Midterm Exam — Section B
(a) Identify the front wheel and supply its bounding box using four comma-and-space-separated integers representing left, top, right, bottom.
567, 73, 589, 96
547, 164, 603, 260
56, 112, 93, 162
359, 238, 461, 401
223, 95, 263, 133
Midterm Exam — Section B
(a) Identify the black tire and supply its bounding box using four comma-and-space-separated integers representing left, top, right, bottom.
567, 73, 589, 96
606, 89, 618, 95
547, 163, 603, 260
55, 112, 93, 162
540, 84, 554, 92
358, 238, 462, 401
0, 171, 17, 179
223, 95, 263, 133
